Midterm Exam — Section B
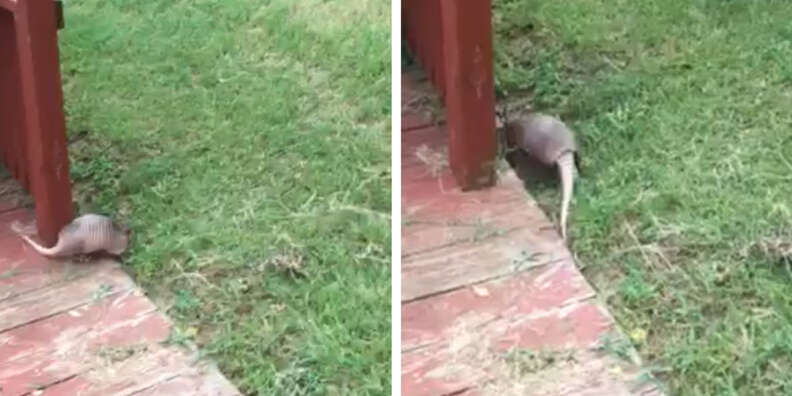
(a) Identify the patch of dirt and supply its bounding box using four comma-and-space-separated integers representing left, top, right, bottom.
95, 344, 150, 364
745, 237, 792, 262
263, 251, 306, 277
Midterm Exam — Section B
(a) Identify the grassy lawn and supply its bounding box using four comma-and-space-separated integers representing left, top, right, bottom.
58, 0, 390, 394
493, 0, 792, 394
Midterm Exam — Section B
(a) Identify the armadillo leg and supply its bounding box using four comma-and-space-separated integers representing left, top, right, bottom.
557, 152, 575, 240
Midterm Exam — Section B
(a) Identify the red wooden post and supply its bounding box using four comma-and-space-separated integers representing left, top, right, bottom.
14, 0, 72, 246
440, 0, 496, 190
0, 6, 22, 178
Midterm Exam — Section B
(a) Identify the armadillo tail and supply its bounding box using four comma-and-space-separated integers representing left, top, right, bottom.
20, 234, 60, 257
557, 152, 575, 241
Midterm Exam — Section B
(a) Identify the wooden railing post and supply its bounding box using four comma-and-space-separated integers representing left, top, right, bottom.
440, 0, 496, 190
14, 0, 72, 246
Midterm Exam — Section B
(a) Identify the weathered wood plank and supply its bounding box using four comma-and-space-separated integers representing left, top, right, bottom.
402, 222, 569, 302
406, 348, 661, 396
24, 347, 224, 396
402, 172, 549, 258
402, 188, 526, 228
401, 125, 448, 168
0, 260, 135, 333
401, 172, 459, 203
402, 259, 595, 352
402, 299, 617, 396
403, 209, 546, 258
0, 292, 165, 365
0, 291, 168, 395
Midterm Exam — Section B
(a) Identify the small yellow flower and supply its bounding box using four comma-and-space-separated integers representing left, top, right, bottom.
629, 328, 647, 345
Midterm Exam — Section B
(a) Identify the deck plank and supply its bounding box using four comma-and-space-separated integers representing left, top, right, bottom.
0, 185, 240, 395
402, 224, 569, 302
0, 260, 135, 333
26, 346, 227, 396
402, 298, 619, 396
0, 290, 168, 395
402, 258, 595, 352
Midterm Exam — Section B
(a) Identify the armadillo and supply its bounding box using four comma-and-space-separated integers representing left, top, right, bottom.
504, 111, 580, 240
19, 214, 130, 257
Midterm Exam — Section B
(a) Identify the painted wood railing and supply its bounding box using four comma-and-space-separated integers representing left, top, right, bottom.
403, 0, 497, 190
0, 0, 72, 245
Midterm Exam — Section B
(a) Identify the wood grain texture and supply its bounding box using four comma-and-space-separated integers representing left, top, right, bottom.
0, 261, 135, 333
402, 259, 595, 352
402, 225, 569, 302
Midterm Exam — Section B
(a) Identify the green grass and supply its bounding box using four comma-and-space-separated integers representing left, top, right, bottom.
493, 0, 792, 394
59, 0, 390, 394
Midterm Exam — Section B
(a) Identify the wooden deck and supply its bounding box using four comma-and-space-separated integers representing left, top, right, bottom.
0, 174, 239, 395
401, 69, 664, 396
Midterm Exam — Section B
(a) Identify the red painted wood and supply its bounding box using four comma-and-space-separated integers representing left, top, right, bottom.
403, 0, 497, 190
402, 224, 570, 302
440, 0, 497, 190
0, 292, 168, 395
13, 0, 73, 246
402, 259, 595, 351
0, 262, 136, 333
35, 346, 240, 396
0, 0, 16, 11
0, 8, 22, 179
21, 348, 195, 396
0, 293, 166, 364
41, 370, 241, 396
403, 0, 446, 98
402, 299, 615, 396
403, 130, 550, 257
401, 125, 448, 168
401, 122, 569, 301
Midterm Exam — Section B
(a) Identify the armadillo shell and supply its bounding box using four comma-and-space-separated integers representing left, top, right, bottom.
505, 113, 577, 165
